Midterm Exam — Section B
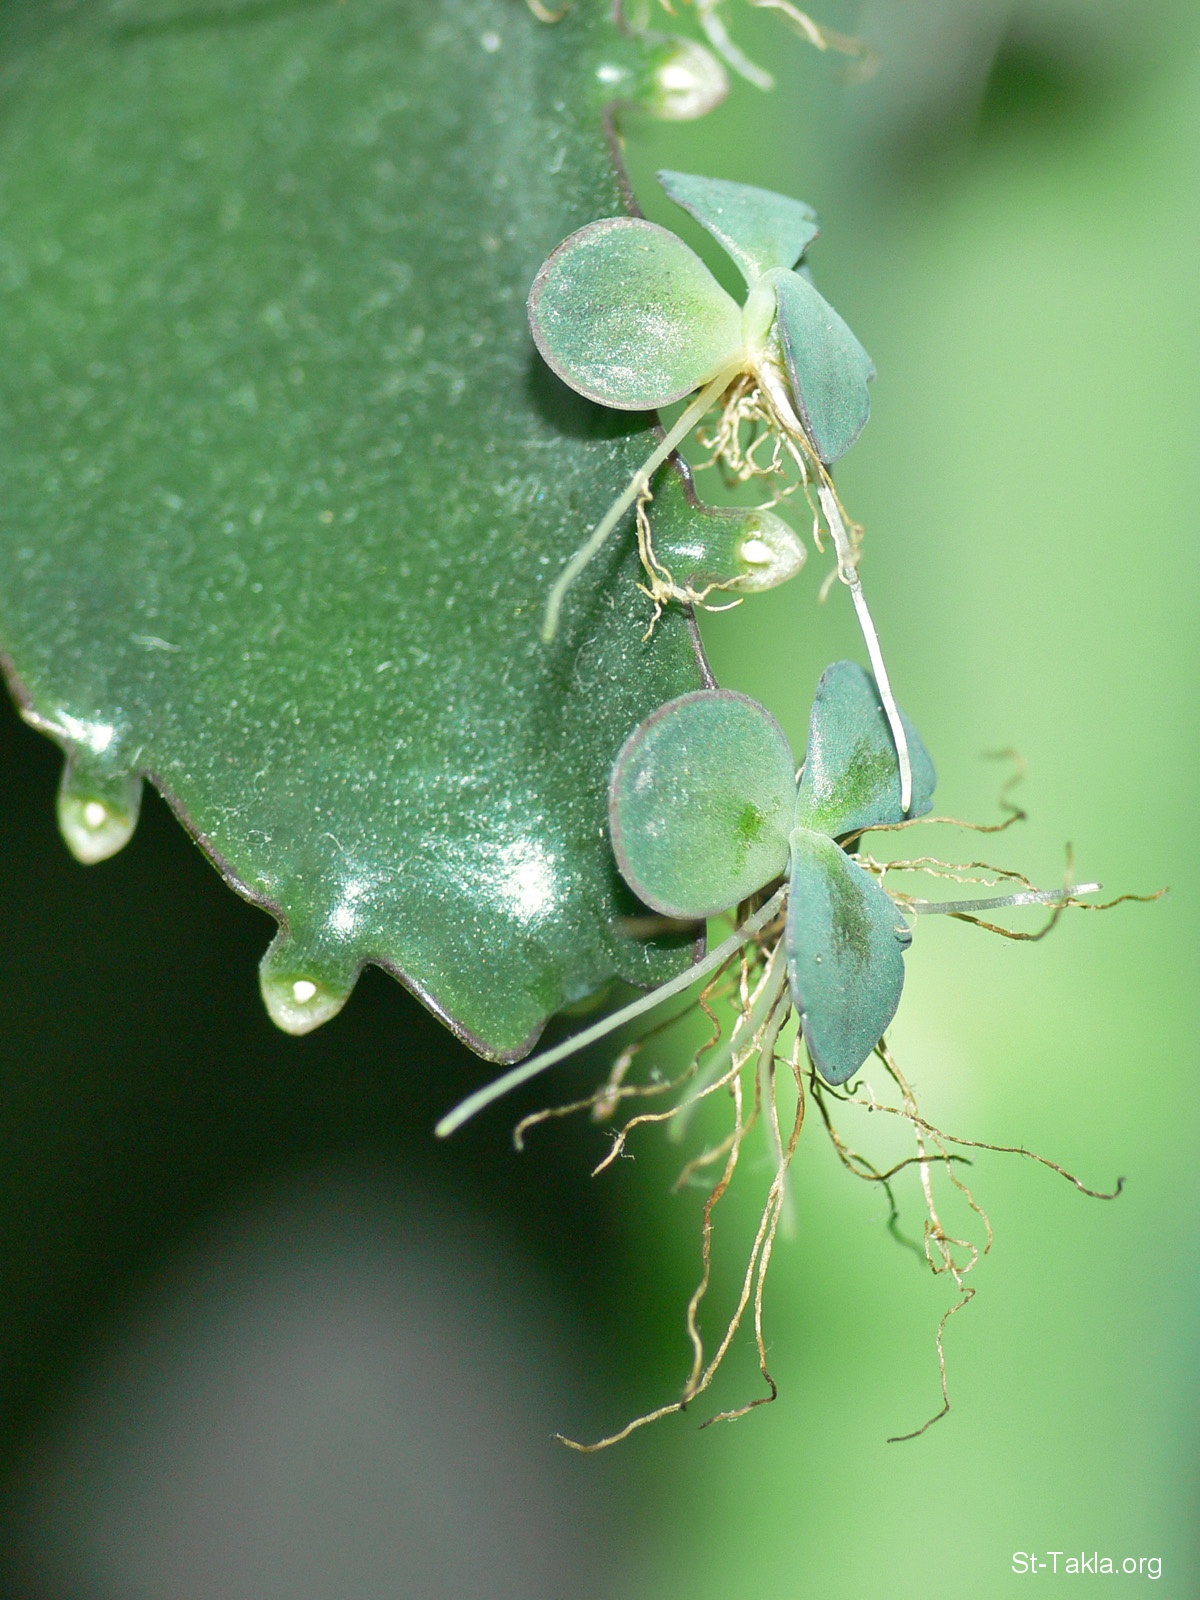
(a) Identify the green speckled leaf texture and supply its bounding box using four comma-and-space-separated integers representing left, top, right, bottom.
656, 168, 819, 285
0, 0, 744, 1060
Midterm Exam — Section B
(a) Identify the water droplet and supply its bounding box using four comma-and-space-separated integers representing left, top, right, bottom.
259, 932, 357, 1036
57, 759, 142, 864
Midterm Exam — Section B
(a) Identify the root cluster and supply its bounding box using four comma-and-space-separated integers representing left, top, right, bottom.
511, 802, 1141, 1452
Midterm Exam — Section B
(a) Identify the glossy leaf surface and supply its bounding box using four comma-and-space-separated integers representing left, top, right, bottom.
657, 169, 820, 284
528, 217, 743, 410
0, 0, 738, 1060
770, 267, 876, 464
795, 661, 936, 838
786, 827, 911, 1085
609, 690, 795, 919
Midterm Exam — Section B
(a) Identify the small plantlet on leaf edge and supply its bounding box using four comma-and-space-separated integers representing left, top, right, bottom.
440, 660, 1107, 1135
528, 169, 918, 810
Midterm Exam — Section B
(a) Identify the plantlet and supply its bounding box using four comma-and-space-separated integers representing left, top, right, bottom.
438, 660, 1105, 1135
610, 663, 933, 1084
438, 662, 1141, 1449
528, 169, 917, 809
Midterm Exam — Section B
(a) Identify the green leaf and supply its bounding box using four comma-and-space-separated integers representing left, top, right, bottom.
0, 0, 732, 1060
657, 169, 820, 284
770, 267, 876, 464
795, 662, 936, 838
528, 217, 744, 410
609, 690, 796, 920
786, 827, 911, 1085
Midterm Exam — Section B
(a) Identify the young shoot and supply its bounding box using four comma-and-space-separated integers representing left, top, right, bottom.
528, 170, 917, 810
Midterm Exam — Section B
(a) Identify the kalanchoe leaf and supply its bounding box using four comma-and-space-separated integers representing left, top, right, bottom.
795, 661, 936, 839
0, 0, 734, 1061
657, 169, 820, 284
786, 827, 912, 1086
528, 217, 743, 410
769, 266, 876, 464
609, 689, 795, 920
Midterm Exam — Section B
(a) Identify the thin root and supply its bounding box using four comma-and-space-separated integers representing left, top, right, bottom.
673, 0, 879, 91
807, 1036, 1123, 1444
557, 938, 800, 1450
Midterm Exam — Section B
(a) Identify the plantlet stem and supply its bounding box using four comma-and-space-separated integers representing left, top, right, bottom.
816, 482, 914, 816
668, 935, 789, 1142
751, 359, 914, 813
541, 363, 743, 644
908, 883, 1101, 915
435, 886, 786, 1137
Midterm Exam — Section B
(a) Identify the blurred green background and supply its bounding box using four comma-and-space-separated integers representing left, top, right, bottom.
1, 0, 1196, 1594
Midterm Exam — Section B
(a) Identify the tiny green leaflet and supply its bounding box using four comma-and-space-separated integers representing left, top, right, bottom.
528, 170, 916, 813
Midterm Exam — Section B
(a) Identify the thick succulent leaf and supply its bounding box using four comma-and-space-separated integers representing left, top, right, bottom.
657, 169, 820, 283
770, 266, 876, 464
0, 0, 736, 1061
795, 661, 936, 838
528, 217, 744, 410
609, 690, 796, 920
786, 827, 911, 1086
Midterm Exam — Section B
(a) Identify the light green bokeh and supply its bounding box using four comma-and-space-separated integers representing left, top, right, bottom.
613, 10, 1198, 1597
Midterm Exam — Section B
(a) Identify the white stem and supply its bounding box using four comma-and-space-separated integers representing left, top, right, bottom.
909, 884, 1101, 916
754, 362, 913, 813
815, 483, 913, 816
668, 933, 790, 1143
435, 887, 787, 1138
541, 364, 741, 644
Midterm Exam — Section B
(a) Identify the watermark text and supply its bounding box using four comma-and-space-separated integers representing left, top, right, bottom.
1012, 1553, 1161, 1580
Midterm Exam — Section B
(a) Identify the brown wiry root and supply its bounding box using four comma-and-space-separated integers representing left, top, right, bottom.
813, 1038, 1123, 1442
557, 998, 804, 1451
498, 802, 1141, 1451
634, 481, 745, 642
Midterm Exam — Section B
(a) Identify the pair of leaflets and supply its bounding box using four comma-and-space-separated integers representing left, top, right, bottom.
609, 661, 936, 1085
529, 168, 875, 465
